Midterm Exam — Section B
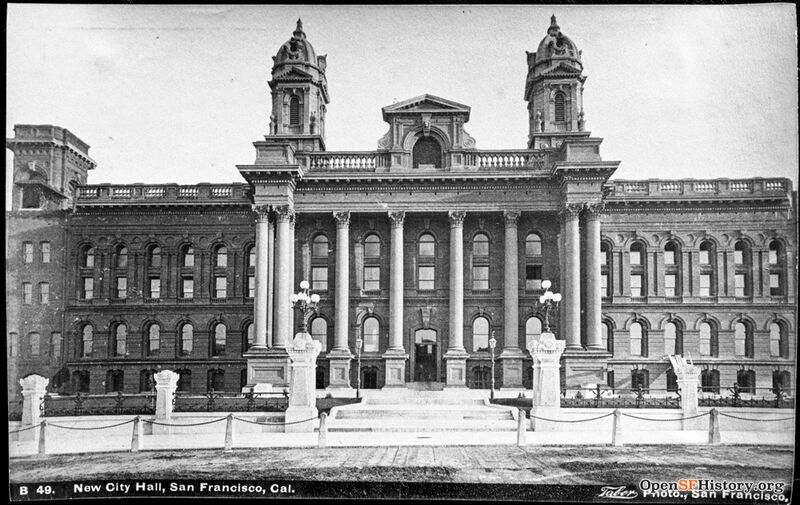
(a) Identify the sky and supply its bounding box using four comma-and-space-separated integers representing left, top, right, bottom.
6, 4, 798, 198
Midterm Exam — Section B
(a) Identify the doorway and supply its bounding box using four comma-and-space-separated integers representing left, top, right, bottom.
414, 329, 438, 382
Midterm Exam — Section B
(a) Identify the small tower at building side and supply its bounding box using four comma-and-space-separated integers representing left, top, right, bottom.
525, 15, 590, 150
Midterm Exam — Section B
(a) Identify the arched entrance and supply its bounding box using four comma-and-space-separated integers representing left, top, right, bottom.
414, 329, 438, 382
412, 137, 442, 168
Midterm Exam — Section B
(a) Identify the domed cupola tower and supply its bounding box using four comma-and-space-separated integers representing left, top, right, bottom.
524, 15, 590, 149
268, 19, 329, 151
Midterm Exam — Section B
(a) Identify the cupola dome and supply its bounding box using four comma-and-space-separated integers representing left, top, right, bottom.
273, 19, 318, 68
534, 15, 582, 70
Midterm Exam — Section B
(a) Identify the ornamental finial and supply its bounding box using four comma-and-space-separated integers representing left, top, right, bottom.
550, 14, 559, 29
294, 18, 304, 37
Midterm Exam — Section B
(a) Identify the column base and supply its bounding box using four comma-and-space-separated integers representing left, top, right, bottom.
500, 356, 524, 388
444, 350, 469, 387
244, 349, 290, 388
382, 351, 408, 387
529, 406, 562, 432
284, 406, 319, 433
327, 352, 353, 389
562, 349, 612, 389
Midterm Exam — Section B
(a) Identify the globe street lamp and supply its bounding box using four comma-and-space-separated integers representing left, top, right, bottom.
290, 280, 321, 334
355, 335, 363, 399
536, 280, 562, 334
489, 331, 497, 400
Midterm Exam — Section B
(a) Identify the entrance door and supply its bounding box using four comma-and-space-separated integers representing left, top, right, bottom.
414, 329, 438, 382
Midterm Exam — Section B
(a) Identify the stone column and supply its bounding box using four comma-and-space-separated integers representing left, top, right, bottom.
528, 332, 566, 431
561, 204, 582, 349
153, 370, 179, 435
285, 333, 322, 432
267, 216, 275, 347
585, 205, 604, 350
500, 210, 523, 387
384, 211, 408, 387
252, 205, 271, 350
328, 211, 353, 390
445, 210, 469, 387
18, 375, 48, 441
273, 206, 294, 350
289, 213, 297, 337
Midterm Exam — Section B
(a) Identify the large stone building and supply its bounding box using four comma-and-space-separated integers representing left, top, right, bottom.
7, 17, 796, 404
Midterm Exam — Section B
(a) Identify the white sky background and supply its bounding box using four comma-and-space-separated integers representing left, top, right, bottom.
6, 4, 798, 197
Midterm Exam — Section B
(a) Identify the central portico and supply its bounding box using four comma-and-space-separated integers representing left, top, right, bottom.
237, 19, 619, 392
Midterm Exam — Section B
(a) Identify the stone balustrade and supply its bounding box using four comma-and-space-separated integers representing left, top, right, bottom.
75, 183, 250, 205
304, 152, 386, 171
606, 178, 790, 200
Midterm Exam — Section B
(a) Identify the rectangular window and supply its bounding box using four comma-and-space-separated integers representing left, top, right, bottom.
23, 283, 33, 304
149, 278, 161, 299
29, 333, 40, 356
418, 266, 435, 291
82, 277, 94, 299
247, 276, 255, 298
699, 250, 710, 265
23, 242, 34, 263
769, 250, 778, 265
9, 333, 19, 357
182, 278, 194, 299
363, 266, 381, 291
664, 274, 676, 297
734, 250, 743, 265
601, 273, 609, 297
526, 265, 542, 291
630, 333, 642, 357
664, 250, 675, 265
734, 333, 745, 357
770, 274, 781, 296
312, 267, 328, 291
39, 283, 49, 304
699, 274, 711, 297
116, 277, 127, 299
472, 266, 489, 290
630, 275, 642, 297
215, 276, 227, 298
600, 251, 607, 266
734, 274, 745, 298
51, 332, 62, 361
41, 242, 51, 263
630, 250, 641, 266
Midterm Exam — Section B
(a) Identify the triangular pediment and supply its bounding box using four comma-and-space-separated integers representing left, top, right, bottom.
273, 67, 313, 80
383, 94, 470, 114
542, 63, 581, 76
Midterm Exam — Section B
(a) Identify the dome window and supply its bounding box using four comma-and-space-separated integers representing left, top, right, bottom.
289, 96, 301, 125
554, 92, 566, 122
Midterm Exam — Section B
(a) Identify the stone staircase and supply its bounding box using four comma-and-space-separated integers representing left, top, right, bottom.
326, 389, 518, 432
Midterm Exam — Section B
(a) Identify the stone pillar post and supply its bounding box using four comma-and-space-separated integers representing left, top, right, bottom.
445, 210, 469, 387
252, 205, 271, 350
328, 211, 353, 390
585, 205, 604, 350
153, 370, 179, 435
561, 204, 582, 349
527, 332, 566, 430
273, 206, 294, 349
285, 332, 322, 432
500, 210, 523, 387
267, 214, 275, 347
668, 355, 700, 418
19, 375, 48, 441
384, 211, 408, 387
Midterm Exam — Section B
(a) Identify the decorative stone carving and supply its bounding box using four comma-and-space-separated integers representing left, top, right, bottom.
388, 210, 405, 227
584, 202, 604, 219
462, 129, 476, 149
535, 110, 544, 133
274, 205, 294, 223
668, 355, 700, 416
19, 375, 49, 427
269, 114, 277, 135
503, 210, 521, 227
528, 332, 566, 409
333, 211, 350, 227
285, 331, 322, 432
559, 203, 583, 221
377, 129, 391, 149
577, 110, 585, 131
448, 210, 466, 226
252, 204, 272, 222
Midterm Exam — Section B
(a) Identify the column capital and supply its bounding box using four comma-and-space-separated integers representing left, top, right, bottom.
503, 210, 521, 227
559, 203, 583, 221
448, 210, 466, 227
584, 203, 605, 219
333, 211, 351, 228
388, 210, 406, 228
252, 204, 272, 223
275, 205, 295, 223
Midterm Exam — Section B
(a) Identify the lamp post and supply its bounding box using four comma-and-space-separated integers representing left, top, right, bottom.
355, 335, 363, 399
290, 280, 321, 335
536, 280, 562, 334
489, 331, 497, 400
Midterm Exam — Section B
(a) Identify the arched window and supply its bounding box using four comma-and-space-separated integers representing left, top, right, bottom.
630, 242, 645, 266
602, 321, 614, 354
29, 332, 40, 357
81, 324, 94, 358
526, 233, 542, 257
72, 370, 91, 393
525, 317, 542, 351
701, 369, 720, 394
243, 323, 254, 352
362, 317, 379, 353
412, 137, 442, 168
554, 92, 566, 122
207, 369, 225, 392
769, 322, 789, 358
182, 245, 195, 267
664, 241, 679, 265
180, 323, 193, 356
773, 370, 791, 391
768, 240, 783, 266
666, 368, 678, 392
364, 234, 381, 258
631, 369, 649, 393
629, 322, 647, 357
82, 246, 95, 268
112, 323, 127, 357
176, 369, 191, 392
105, 370, 124, 393
629, 243, 646, 297
418, 233, 435, 257
734, 321, 754, 358
139, 369, 156, 392
148, 246, 161, 268
737, 369, 756, 394
289, 96, 301, 125
312, 235, 329, 258
247, 246, 255, 269
472, 316, 490, 353
472, 233, 489, 257
311, 317, 327, 351
116, 246, 128, 268
211, 323, 226, 357
699, 241, 714, 265
215, 245, 228, 268
698, 321, 719, 357
664, 321, 682, 355
768, 241, 785, 296
734, 241, 749, 265
147, 323, 160, 357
